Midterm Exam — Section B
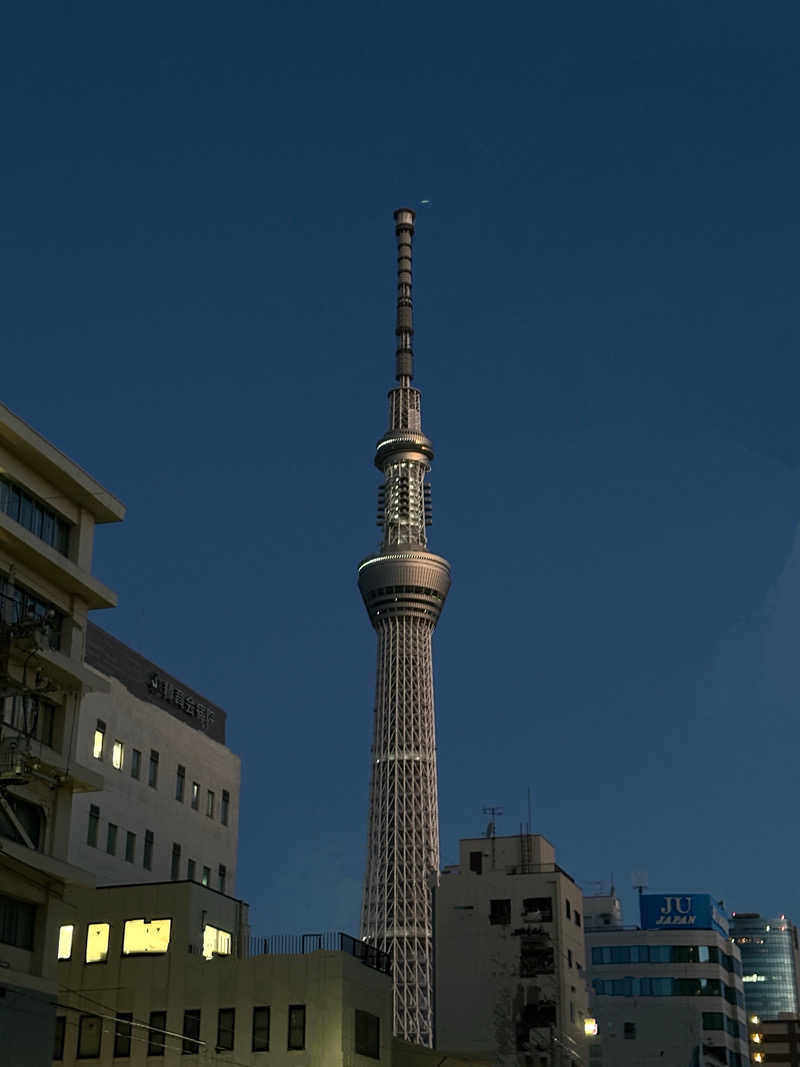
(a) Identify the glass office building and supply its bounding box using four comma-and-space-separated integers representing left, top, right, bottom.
730, 913, 800, 1018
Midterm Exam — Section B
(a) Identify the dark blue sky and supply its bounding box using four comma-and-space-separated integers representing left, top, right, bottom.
4, 2, 800, 933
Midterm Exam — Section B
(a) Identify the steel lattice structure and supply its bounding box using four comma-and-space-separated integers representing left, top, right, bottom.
358, 209, 451, 1047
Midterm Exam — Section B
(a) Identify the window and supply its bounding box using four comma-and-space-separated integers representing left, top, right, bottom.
78, 1014, 102, 1058
171, 843, 182, 880
568, 948, 573, 968
624, 1022, 636, 1040
125, 831, 136, 863
522, 897, 553, 922
206, 790, 215, 818
575, 909, 582, 927
58, 924, 74, 960
201, 865, 210, 887
176, 764, 185, 801
288, 1005, 306, 1050
566, 899, 572, 919
143, 830, 154, 871
148, 1011, 167, 1056
191, 781, 200, 810
0, 892, 36, 949
252, 1006, 270, 1052
1, 692, 56, 747
114, 1012, 133, 1057
202, 924, 232, 959
490, 899, 511, 925
355, 1009, 380, 1059
218, 864, 227, 893
217, 1008, 235, 1052
85, 922, 110, 963
149, 749, 159, 788
87, 804, 99, 847
469, 850, 483, 874
0, 572, 63, 649
703, 1013, 725, 1031
106, 822, 118, 856
187, 858, 196, 881
130, 749, 141, 779
54, 1016, 66, 1060
0, 474, 71, 554
221, 790, 230, 826
122, 918, 172, 955
112, 740, 124, 770
93, 720, 105, 759
0, 789, 44, 848
183, 1009, 201, 1054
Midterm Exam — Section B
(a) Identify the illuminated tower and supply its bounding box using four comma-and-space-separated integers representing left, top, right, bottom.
358, 209, 451, 1046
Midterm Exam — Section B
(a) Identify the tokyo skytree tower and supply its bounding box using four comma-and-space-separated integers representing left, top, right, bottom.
358, 209, 451, 1047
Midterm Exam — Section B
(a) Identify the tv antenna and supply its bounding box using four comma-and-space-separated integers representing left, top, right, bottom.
631, 868, 648, 897
482, 805, 503, 838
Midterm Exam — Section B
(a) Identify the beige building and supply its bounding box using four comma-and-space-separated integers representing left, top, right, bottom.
54, 879, 394, 1066
0, 400, 124, 1065
435, 834, 589, 1066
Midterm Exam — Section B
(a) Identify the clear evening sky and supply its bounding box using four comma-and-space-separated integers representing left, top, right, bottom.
3, 2, 800, 934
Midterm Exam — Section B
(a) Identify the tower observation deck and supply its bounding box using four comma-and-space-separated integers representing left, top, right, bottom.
358, 209, 451, 1047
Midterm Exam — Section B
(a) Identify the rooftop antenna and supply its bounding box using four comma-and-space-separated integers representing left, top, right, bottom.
482, 805, 503, 839
631, 868, 648, 897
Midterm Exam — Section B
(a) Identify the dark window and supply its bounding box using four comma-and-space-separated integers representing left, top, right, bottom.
0, 475, 71, 555
149, 750, 159, 788
217, 1008, 235, 1052
252, 1006, 270, 1052
0, 572, 63, 649
77, 1015, 102, 1058
575, 909, 582, 927
568, 948, 573, 968
520, 938, 554, 976
469, 850, 483, 874
490, 899, 511, 925
288, 1005, 306, 1050
221, 790, 230, 826
171, 843, 181, 881
148, 1011, 167, 1056
218, 864, 227, 893
0, 891, 36, 949
624, 1022, 636, 1040
182, 1009, 201, 1054
143, 830, 154, 871
565, 899, 571, 919
207, 790, 215, 818
201, 866, 210, 887
131, 749, 141, 779
702, 1013, 724, 1031
522, 897, 553, 922
114, 1012, 133, 1057
187, 858, 196, 881
54, 1016, 66, 1059
176, 765, 185, 802
87, 805, 99, 847
106, 823, 117, 856
191, 782, 200, 810
355, 1009, 380, 1059
125, 831, 136, 863
2, 693, 56, 747
0, 790, 45, 848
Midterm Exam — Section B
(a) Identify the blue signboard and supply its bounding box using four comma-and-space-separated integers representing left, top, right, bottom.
639, 894, 728, 936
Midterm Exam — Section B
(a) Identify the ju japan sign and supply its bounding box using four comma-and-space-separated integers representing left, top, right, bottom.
640, 894, 728, 936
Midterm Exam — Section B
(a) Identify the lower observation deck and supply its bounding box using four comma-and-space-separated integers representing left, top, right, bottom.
358, 550, 451, 626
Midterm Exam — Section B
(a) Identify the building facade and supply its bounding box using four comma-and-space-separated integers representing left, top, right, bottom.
358, 210, 451, 1046
730, 912, 800, 1019
435, 833, 589, 1065
0, 400, 124, 1066
54, 879, 394, 1066
748, 1015, 800, 1065
69, 623, 240, 891
586, 893, 749, 1067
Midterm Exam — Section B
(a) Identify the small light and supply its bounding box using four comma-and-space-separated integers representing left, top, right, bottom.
584, 1018, 598, 1036
751, 1015, 760, 1024
752, 1033, 763, 1044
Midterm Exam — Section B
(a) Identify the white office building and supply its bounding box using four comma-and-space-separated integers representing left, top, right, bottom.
70, 623, 240, 892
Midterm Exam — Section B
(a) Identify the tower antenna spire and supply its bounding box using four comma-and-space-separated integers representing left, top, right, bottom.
394, 208, 416, 384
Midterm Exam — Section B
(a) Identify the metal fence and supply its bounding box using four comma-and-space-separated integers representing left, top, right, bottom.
239, 932, 391, 975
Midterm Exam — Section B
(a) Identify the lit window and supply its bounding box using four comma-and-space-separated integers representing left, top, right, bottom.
585, 1018, 598, 1036
122, 918, 172, 955
85, 922, 110, 963
57, 925, 74, 960
92, 720, 105, 759
752, 1033, 763, 1044
202, 924, 232, 960
112, 740, 124, 770
191, 782, 200, 810
201, 865, 210, 887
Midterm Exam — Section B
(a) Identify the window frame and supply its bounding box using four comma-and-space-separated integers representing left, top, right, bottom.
113, 1012, 133, 1058
143, 829, 154, 871
216, 1008, 235, 1052
176, 764, 185, 802
147, 1010, 167, 1057
54, 1016, 66, 1060
287, 1004, 306, 1051
355, 1009, 380, 1059
182, 1008, 202, 1055
252, 1006, 270, 1052
77, 1014, 103, 1059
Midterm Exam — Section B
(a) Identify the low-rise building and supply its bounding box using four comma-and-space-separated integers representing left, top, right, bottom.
435, 833, 589, 1065
586, 893, 749, 1067
748, 1014, 800, 1065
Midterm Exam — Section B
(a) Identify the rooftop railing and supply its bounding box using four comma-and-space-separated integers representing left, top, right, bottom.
240, 931, 391, 975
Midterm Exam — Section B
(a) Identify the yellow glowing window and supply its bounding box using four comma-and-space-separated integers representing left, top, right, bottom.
57, 925, 74, 960
202, 924, 232, 960
85, 922, 110, 963
92, 721, 105, 759
122, 918, 172, 955
754, 1055, 764, 1063
752, 1033, 763, 1044
112, 741, 124, 770
584, 1018, 598, 1036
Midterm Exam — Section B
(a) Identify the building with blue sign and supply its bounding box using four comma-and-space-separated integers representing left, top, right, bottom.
586, 893, 749, 1067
